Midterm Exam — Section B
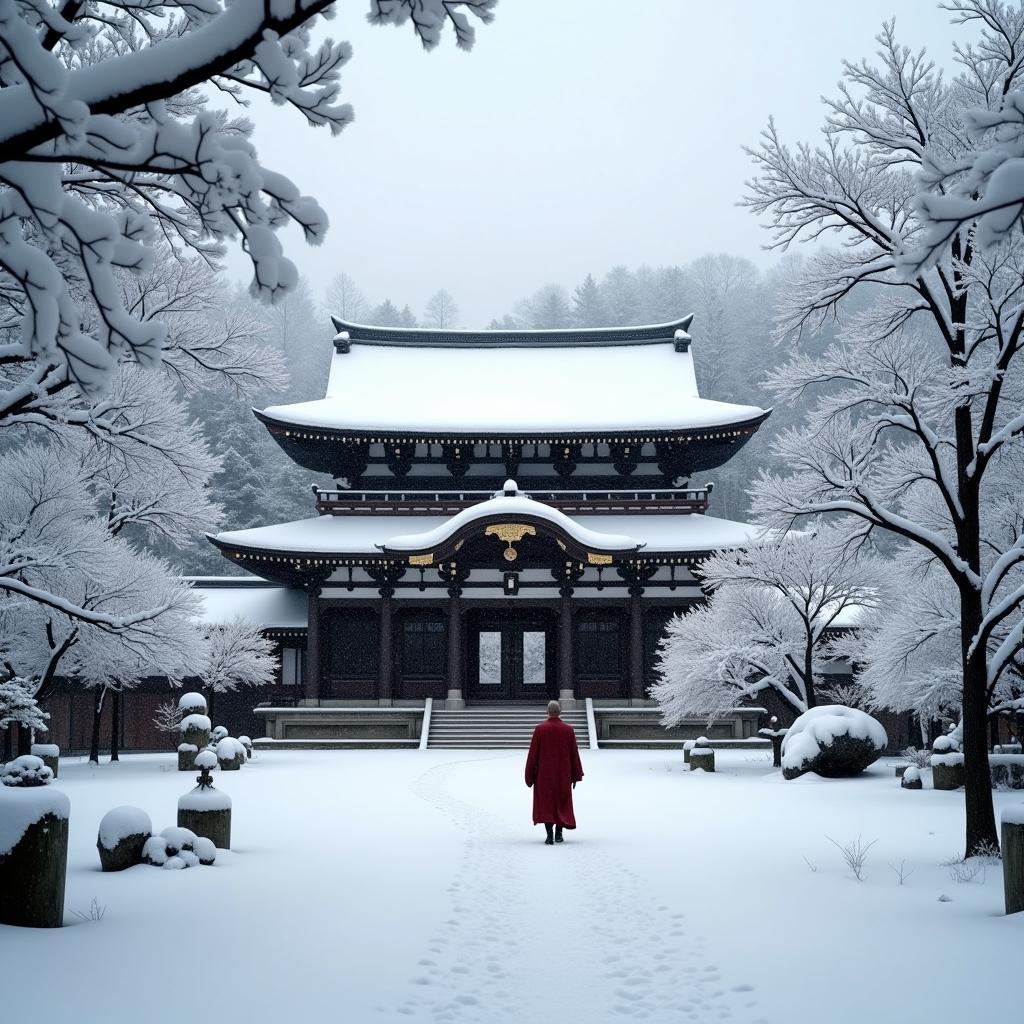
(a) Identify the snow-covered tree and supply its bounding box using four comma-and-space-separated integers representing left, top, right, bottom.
902, 2, 1024, 271
571, 273, 608, 327
325, 272, 370, 323
195, 618, 277, 715
0, 678, 47, 734
0, 0, 493, 410
513, 284, 572, 329
652, 528, 881, 724
423, 288, 460, 328
742, 10, 1024, 854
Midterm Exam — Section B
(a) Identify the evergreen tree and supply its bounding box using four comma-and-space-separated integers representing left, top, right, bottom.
602, 265, 641, 325
399, 305, 418, 328
571, 274, 607, 327
370, 299, 403, 327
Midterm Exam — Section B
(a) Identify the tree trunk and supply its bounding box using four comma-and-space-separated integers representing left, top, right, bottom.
16, 724, 32, 757
109, 689, 120, 762
205, 688, 215, 722
2, 726, 12, 762
89, 687, 106, 765
803, 640, 817, 709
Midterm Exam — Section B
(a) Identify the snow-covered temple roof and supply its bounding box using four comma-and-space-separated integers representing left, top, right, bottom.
258, 317, 770, 437
209, 483, 763, 581
187, 579, 307, 628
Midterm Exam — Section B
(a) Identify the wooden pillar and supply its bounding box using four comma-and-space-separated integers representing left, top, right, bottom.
629, 585, 645, 703
378, 586, 394, 706
305, 586, 322, 704
558, 585, 575, 708
446, 585, 465, 709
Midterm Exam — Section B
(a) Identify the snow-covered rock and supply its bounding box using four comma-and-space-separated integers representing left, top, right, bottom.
193, 836, 217, 865
160, 826, 197, 855
99, 806, 152, 851
98, 806, 152, 871
781, 705, 887, 780
901, 765, 923, 790
1, 754, 54, 787
141, 835, 169, 866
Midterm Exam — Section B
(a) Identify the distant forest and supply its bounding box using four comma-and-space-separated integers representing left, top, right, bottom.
181, 256, 849, 577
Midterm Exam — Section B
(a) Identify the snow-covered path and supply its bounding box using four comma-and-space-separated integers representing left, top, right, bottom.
2, 749, 1021, 1023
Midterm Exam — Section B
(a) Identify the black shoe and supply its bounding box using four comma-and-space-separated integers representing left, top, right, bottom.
555, 827, 564, 843
544, 824, 554, 845
544, 834, 554, 845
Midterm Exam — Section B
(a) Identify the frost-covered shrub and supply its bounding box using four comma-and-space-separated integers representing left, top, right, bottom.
178, 693, 208, 715
1, 755, 54, 787
194, 750, 218, 771
211, 726, 229, 743
160, 826, 197, 856
216, 737, 245, 771
781, 705, 887, 780
900, 746, 933, 770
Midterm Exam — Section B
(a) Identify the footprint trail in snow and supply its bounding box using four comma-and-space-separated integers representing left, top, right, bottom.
387, 755, 770, 1024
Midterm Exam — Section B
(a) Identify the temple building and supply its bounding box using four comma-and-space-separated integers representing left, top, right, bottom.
200, 316, 772, 747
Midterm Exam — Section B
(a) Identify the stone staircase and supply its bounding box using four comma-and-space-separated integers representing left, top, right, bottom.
427, 706, 590, 749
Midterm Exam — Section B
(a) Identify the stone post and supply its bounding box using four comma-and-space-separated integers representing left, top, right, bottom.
1002, 810, 1024, 915
178, 752, 232, 850
97, 806, 152, 872
0, 787, 70, 928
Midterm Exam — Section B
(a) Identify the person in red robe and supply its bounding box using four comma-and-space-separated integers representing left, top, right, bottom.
525, 700, 584, 844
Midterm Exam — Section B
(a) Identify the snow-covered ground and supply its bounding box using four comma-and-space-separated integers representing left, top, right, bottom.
3, 749, 1022, 1023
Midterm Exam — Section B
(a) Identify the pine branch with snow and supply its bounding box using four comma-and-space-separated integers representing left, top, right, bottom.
0, 676, 48, 733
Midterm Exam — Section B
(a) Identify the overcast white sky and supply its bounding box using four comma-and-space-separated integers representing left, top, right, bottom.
225, 0, 963, 327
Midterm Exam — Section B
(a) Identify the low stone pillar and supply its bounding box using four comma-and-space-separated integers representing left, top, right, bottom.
690, 743, 715, 772
97, 806, 152, 871
0, 787, 70, 928
683, 740, 695, 765
1003, 808, 1024, 915
177, 743, 198, 772
30, 744, 60, 779
931, 754, 965, 790
177, 752, 232, 850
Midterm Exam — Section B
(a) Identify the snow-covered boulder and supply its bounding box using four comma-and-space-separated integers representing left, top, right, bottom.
1, 754, 54, 787
97, 806, 152, 871
178, 692, 207, 715
901, 765, 923, 790
781, 705, 887, 780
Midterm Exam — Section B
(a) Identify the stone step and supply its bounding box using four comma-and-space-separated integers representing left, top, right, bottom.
427, 706, 590, 749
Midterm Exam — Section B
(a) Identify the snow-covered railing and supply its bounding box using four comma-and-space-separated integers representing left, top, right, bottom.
419, 698, 433, 751
585, 698, 599, 751
315, 486, 711, 515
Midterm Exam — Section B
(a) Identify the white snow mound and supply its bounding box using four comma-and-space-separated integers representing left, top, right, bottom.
178, 691, 208, 713
98, 806, 152, 850
781, 705, 887, 775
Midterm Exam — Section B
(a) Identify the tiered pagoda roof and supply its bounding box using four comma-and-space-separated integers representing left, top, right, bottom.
253, 317, 770, 487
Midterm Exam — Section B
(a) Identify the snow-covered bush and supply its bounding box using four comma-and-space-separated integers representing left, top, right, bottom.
901, 765, 923, 790
195, 750, 218, 771
178, 693, 208, 715
140, 825, 214, 869
0, 677, 48, 735
211, 726, 229, 744
781, 706, 887, 781
1, 754, 54, 787
216, 737, 245, 770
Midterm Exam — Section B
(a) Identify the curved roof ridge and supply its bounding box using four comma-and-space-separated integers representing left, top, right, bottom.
330, 314, 693, 349
379, 490, 642, 555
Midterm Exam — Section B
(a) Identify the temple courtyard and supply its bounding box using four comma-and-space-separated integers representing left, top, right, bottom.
5, 749, 1021, 1022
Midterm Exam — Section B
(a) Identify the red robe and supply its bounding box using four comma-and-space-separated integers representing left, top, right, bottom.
525, 717, 584, 828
